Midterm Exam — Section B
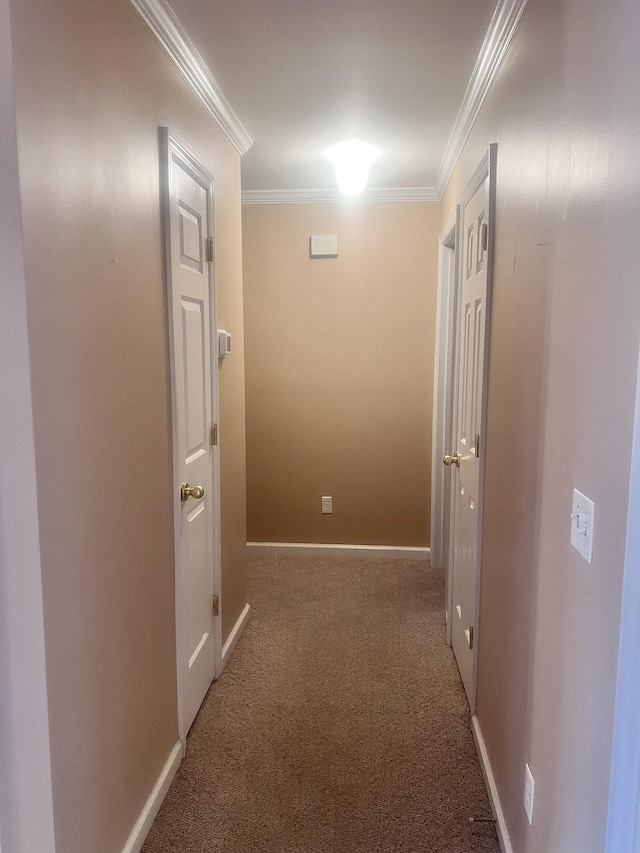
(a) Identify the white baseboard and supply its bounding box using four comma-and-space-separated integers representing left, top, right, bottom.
471, 715, 513, 853
220, 602, 251, 670
121, 740, 182, 853
246, 542, 430, 561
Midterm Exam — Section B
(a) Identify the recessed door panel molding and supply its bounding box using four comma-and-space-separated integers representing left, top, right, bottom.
163, 129, 222, 740
181, 297, 207, 459
461, 303, 471, 447
179, 203, 203, 271
466, 225, 474, 280
185, 501, 208, 654
471, 298, 483, 444
476, 212, 486, 273
447, 144, 497, 709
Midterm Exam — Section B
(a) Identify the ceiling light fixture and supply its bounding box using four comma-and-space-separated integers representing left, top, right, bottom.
324, 140, 381, 197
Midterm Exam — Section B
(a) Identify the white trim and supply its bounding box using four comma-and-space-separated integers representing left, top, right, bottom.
0, 3, 56, 846
241, 187, 439, 205
606, 343, 640, 852
247, 542, 430, 560
128, 0, 253, 154
462, 148, 492, 206
242, 189, 335, 205
220, 603, 251, 671
121, 741, 182, 853
471, 715, 514, 853
364, 187, 439, 202
435, 0, 528, 197
431, 207, 459, 647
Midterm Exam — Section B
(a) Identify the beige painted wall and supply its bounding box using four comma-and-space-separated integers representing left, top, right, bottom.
243, 202, 439, 547
442, 0, 640, 850
8, 0, 247, 850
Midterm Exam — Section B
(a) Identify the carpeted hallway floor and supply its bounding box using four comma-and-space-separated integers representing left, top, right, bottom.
143, 555, 500, 852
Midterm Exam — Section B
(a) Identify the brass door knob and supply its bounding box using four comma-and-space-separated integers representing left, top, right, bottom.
443, 454, 461, 467
180, 482, 205, 502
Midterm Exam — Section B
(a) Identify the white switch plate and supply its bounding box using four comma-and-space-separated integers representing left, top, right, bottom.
217, 329, 232, 358
321, 496, 332, 514
571, 488, 595, 563
524, 763, 535, 825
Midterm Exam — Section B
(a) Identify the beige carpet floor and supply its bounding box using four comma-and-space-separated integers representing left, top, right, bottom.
143, 555, 500, 852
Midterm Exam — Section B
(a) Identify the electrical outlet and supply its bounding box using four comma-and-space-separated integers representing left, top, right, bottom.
321, 496, 332, 514
524, 763, 535, 825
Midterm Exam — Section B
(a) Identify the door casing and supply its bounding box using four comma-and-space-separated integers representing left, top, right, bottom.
431, 207, 459, 645
606, 342, 640, 851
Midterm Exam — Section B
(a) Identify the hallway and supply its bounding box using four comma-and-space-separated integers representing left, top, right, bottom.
143, 556, 499, 852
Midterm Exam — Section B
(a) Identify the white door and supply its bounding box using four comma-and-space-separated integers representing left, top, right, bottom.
164, 132, 221, 737
446, 147, 495, 706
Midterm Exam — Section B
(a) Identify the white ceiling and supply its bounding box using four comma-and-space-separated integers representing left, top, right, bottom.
168, 0, 499, 192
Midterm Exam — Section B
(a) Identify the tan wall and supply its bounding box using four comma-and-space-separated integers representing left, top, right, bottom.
242, 202, 440, 547
8, 0, 247, 850
442, 0, 640, 850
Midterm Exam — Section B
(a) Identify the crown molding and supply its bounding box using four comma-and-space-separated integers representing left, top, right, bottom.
435, 0, 529, 198
129, 0, 253, 154
365, 186, 439, 202
242, 189, 335, 205
241, 186, 439, 205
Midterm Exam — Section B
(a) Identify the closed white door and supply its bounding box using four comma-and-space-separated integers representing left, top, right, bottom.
164, 133, 220, 736
447, 149, 495, 706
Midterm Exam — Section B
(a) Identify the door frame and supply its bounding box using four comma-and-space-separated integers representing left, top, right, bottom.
431, 206, 459, 645
446, 144, 497, 710
0, 3, 57, 842
161, 128, 223, 744
605, 342, 640, 851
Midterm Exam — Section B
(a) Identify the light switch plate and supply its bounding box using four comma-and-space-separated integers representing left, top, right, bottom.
524, 763, 535, 825
218, 329, 232, 358
571, 488, 595, 563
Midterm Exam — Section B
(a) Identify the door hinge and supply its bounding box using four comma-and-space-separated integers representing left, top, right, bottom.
211, 423, 218, 446
468, 626, 474, 649
212, 594, 219, 617
481, 222, 489, 252
207, 236, 214, 263
474, 433, 480, 459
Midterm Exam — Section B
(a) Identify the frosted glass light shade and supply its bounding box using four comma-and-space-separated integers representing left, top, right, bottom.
324, 140, 381, 197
